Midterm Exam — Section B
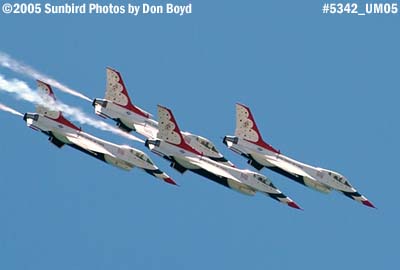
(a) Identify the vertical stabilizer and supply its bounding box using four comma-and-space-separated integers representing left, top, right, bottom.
105, 67, 151, 118
235, 103, 279, 154
157, 105, 202, 155
36, 80, 80, 130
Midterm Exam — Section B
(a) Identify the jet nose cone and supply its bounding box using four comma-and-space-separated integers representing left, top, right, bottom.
362, 200, 376, 209
288, 201, 302, 210
164, 177, 178, 186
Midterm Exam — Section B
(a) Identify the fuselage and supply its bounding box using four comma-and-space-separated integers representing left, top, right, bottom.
23, 112, 158, 171
145, 138, 284, 196
224, 135, 357, 194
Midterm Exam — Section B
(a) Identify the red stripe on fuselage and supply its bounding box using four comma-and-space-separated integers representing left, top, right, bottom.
45, 114, 80, 131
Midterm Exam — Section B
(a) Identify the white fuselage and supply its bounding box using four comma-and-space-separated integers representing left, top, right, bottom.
146, 138, 283, 196
24, 113, 158, 171
225, 136, 356, 193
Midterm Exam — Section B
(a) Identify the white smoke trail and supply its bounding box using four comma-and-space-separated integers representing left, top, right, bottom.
0, 102, 23, 117
0, 52, 92, 102
0, 75, 144, 143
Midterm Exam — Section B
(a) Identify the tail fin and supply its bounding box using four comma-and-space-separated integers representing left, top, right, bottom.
157, 105, 202, 155
105, 67, 151, 118
235, 103, 279, 154
36, 80, 59, 119
36, 80, 80, 131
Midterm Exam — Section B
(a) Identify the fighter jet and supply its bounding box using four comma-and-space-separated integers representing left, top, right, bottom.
144, 104, 301, 209
23, 80, 177, 186
223, 103, 375, 208
92, 67, 234, 167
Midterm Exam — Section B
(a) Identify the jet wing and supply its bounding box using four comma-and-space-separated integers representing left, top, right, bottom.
184, 156, 241, 183
262, 154, 316, 180
65, 133, 115, 157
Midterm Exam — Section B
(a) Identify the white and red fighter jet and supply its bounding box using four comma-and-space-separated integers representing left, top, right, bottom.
223, 103, 375, 208
23, 80, 176, 186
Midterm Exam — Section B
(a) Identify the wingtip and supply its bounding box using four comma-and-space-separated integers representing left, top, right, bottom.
362, 200, 376, 209
288, 201, 303, 210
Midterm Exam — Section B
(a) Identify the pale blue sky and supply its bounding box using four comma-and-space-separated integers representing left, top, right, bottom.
0, 1, 398, 269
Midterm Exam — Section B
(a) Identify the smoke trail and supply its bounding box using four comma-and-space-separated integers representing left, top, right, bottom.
0, 75, 144, 143
0, 52, 92, 102
0, 102, 23, 117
